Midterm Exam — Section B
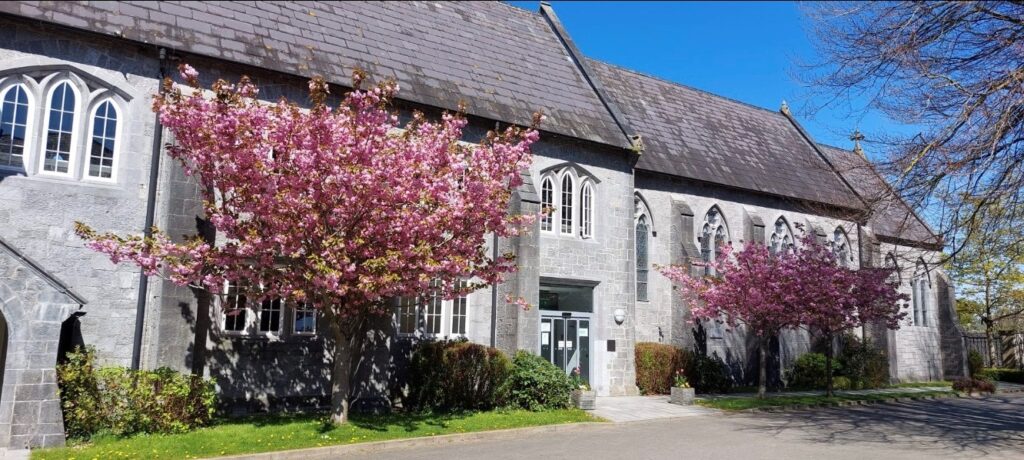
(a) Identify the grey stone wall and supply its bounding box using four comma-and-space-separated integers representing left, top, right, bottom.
0, 18, 160, 368
531, 138, 638, 396
0, 244, 81, 449
637, 172, 862, 386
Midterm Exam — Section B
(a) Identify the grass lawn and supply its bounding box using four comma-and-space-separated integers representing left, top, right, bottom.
697, 390, 953, 411
33, 409, 598, 460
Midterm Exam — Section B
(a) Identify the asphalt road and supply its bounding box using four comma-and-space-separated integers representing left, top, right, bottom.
341, 394, 1024, 460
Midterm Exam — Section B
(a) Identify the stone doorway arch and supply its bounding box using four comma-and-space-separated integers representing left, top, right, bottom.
0, 241, 85, 449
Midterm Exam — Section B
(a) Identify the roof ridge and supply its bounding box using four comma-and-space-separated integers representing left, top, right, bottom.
586, 57, 786, 119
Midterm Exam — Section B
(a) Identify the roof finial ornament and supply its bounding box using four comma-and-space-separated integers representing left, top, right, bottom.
850, 129, 865, 156
780, 100, 790, 116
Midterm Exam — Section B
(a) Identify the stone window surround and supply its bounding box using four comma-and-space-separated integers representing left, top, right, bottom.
911, 259, 932, 327
538, 164, 598, 240
0, 68, 129, 183
832, 226, 854, 268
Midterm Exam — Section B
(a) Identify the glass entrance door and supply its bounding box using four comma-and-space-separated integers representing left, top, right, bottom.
540, 316, 590, 384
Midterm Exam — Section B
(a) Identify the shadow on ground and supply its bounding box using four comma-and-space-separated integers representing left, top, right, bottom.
734, 395, 1024, 456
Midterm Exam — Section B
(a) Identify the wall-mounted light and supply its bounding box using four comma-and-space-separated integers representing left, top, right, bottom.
613, 308, 626, 325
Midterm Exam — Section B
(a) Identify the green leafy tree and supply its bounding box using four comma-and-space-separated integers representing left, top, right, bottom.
949, 203, 1024, 364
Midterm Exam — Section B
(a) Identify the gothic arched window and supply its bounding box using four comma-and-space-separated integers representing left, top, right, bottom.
540, 176, 554, 232
0, 84, 30, 169
700, 206, 728, 275
560, 172, 574, 234
88, 99, 119, 179
912, 260, 931, 326
833, 227, 852, 267
43, 80, 77, 174
580, 180, 594, 238
769, 217, 794, 255
636, 215, 649, 301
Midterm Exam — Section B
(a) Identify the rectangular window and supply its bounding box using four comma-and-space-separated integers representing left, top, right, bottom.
258, 297, 282, 333
294, 302, 317, 334
424, 285, 443, 334
397, 296, 418, 334
451, 281, 468, 335
224, 281, 247, 332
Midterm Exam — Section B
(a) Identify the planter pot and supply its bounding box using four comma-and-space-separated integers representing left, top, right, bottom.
670, 387, 695, 405
572, 390, 596, 410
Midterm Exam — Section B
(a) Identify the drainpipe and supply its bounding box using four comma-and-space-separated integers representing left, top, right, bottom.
131, 47, 167, 370
490, 232, 498, 348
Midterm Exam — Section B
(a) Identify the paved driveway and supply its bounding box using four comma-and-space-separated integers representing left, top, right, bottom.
339, 394, 1024, 460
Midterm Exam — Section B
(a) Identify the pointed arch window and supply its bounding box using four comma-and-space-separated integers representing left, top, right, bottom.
700, 207, 728, 276
769, 217, 794, 256
540, 176, 554, 232
88, 100, 118, 178
912, 261, 931, 327
560, 172, 574, 234
43, 81, 77, 174
580, 181, 594, 238
832, 227, 852, 268
0, 84, 30, 169
636, 215, 650, 301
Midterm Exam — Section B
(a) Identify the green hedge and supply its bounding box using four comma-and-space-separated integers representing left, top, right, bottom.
979, 368, 1024, 384
407, 340, 511, 411
787, 353, 840, 390
57, 347, 216, 440
635, 342, 691, 395
506, 351, 574, 410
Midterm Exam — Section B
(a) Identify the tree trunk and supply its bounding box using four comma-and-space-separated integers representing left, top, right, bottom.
825, 332, 834, 398
328, 316, 366, 425
985, 282, 997, 366
758, 337, 767, 399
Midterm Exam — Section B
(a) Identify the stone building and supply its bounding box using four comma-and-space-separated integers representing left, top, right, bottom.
0, 1, 966, 448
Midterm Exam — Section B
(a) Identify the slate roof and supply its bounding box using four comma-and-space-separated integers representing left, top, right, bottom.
1, 1, 631, 149
588, 59, 863, 210
817, 144, 940, 247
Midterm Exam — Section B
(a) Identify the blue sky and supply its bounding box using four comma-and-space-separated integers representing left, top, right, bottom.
507, 1, 905, 158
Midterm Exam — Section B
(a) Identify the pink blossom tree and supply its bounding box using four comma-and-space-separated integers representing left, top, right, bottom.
789, 234, 906, 396
74, 65, 539, 424
660, 242, 801, 399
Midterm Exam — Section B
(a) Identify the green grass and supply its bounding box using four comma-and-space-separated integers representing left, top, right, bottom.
697, 390, 952, 411
33, 409, 598, 460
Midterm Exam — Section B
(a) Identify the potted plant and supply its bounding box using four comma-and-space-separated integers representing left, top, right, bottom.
570, 367, 596, 410
670, 369, 695, 405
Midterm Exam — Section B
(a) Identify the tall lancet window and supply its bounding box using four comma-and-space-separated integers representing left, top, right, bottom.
636, 215, 649, 301
560, 172, 574, 234
540, 176, 554, 232
580, 181, 593, 238
0, 84, 30, 168
43, 81, 77, 174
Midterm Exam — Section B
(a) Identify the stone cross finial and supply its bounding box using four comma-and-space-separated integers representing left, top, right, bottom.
851, 129, 865, 156
780, 100, 791, 115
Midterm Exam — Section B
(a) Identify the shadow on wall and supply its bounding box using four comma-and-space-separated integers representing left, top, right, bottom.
203, 313, 418, 416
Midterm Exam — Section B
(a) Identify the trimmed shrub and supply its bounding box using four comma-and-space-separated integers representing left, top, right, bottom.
57, 347, 216, 440
407, 339, 511, 412
952, 377, 996, 394
507, 351, 574, 410
837, 335, 890, 389
635, 342, 692, 395
688, 352, 732, 394
967, 350, 984, 378
787, 352, 840, 390
832, 376, 853, 391
978, 368, 1024, 384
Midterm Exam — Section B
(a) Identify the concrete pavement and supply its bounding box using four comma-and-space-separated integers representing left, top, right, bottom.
330, 394, 1024, 460
591, 395, 717, 422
